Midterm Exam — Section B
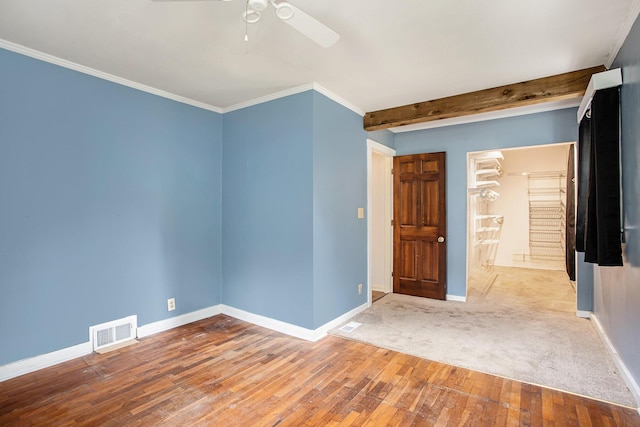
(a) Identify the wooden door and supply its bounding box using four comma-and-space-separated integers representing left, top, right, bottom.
393, 152, 446, 300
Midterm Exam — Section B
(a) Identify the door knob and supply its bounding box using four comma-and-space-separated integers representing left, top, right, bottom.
438, 236, 445, 243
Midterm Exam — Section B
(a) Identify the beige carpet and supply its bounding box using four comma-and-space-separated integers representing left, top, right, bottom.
330, 266, 636, 407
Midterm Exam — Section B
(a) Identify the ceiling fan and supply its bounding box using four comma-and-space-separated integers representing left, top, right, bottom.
153, 0, 340, 48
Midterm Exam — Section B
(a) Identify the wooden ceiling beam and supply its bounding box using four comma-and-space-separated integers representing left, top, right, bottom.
363, 65, 606, 131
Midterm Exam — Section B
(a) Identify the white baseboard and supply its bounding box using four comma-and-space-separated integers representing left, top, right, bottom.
446, 294, 467, 302
576, 310, 592, 319
0, 341, 92, 382
220, 303, 368, 342
591, 314, 640, 410
137, 305, 223, 338
0, 302, 369, 382
307, 303, 369, 341
0, 305, 224, 382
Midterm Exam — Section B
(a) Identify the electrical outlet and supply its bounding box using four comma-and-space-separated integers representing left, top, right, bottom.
167, 298, 176, 311
358, 283, 363, 295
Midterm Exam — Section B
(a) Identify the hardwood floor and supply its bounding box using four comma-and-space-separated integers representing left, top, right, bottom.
372, 291, 387, 303
1, 315, 638, 426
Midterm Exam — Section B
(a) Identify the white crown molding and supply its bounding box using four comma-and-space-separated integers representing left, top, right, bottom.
221, 82, 366, 117
391, 98, 581, 133
606, 0, 640, 68
221, 83, 315, 113
0, 39, 364, 116
0, 39, 366, 117
312, 83, 366, 117
0, 41, 363, 118
0, 39, 223, 114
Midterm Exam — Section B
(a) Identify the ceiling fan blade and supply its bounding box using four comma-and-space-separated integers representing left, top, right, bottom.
281, 4, 339, 48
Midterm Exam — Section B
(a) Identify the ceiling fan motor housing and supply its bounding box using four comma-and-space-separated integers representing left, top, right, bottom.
248, 0, 269, 11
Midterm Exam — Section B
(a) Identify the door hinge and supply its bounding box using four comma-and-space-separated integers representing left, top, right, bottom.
391, 219, 394, 226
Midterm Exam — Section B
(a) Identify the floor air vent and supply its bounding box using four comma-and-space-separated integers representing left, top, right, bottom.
339, 321, 362, 333
90, 315, 137, 352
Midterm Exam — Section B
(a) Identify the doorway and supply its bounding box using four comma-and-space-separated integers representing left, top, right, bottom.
466, 143, 576, 303
393, 152, 447, 300
367, 140, 395, 306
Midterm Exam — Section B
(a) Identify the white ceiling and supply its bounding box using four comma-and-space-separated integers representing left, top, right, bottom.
0, 0, 636, 115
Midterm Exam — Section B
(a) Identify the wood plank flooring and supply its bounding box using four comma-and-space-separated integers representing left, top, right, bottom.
1, 315, 638, 426
372, 291, 387, 303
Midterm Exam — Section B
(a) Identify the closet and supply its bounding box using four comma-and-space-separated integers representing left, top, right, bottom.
484, 145, 570, 271
467, 151, 504, 288
526, 172, 567, 269
467, 145, 572, 294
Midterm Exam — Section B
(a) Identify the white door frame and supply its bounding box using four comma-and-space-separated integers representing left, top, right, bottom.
367, 139, 396, 306
465, 142, 576, 300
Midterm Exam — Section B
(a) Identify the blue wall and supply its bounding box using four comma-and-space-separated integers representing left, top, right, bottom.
593, 13, 640, 388
221, 92, 315, 328
1, 45, 382, 367
367, 129, 396, 150
4, 35, 618, 373
394, 109, 580, 299
0, 49, 223, 365
312, 92, 368, 327
222, 91, 374, 329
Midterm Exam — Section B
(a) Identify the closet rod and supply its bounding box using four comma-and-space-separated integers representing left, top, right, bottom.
577, 68, 622, 123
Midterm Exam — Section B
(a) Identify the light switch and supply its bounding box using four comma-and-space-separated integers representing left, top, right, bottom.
357, 208, 364, 219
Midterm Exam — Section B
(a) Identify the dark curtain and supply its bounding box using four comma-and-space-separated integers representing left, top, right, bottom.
576, 118, 590, 252
565, 145, 576, 280
583, 87, 623, 266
